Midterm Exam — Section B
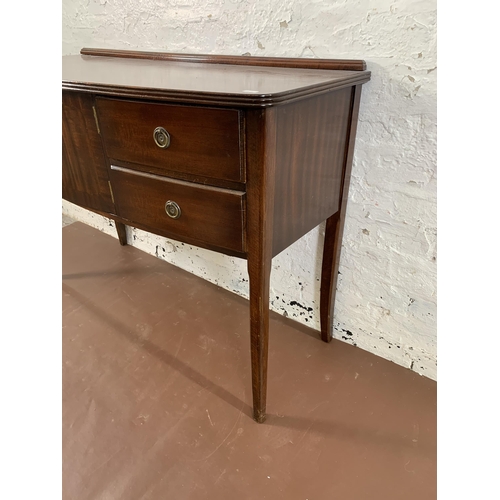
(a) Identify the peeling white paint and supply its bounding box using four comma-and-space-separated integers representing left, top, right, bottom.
62, 0, 437, 380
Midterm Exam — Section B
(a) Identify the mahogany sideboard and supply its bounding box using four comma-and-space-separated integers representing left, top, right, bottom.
62, 48, 371, 422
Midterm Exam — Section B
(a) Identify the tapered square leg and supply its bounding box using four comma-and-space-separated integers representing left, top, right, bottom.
320, 213, 342, 342
247, 255, 271, 423
319, 84, 363, 343
245, 107, 277, 423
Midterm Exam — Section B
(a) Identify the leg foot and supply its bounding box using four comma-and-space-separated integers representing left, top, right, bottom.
115, 221, 127, 246
253, 408, 267, 424
248, 256, 271, 423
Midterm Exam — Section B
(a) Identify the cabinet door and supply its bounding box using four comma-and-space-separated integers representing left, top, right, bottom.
62, 91, 114, 214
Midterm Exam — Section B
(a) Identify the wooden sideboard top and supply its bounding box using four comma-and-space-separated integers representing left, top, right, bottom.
62, 48, 370, 107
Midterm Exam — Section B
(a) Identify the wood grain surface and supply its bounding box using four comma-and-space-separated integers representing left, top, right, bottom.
245, 107, 278, 423
63, 53, 370, 107
62, 91, 114, 214
80, 47, 367, 71
96, 97, 244, 183
320, 85, 363, 342
272, 87, 352, 256
109, 166, 246, 254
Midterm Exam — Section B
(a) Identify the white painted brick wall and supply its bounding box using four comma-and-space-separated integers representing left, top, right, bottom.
62, 0, 437, 379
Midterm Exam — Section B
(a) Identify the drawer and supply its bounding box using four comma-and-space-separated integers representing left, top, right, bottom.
109, 166, 245, 253
96, 98, 243, 183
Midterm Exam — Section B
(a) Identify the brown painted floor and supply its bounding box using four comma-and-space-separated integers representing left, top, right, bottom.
62, 222, 437, 500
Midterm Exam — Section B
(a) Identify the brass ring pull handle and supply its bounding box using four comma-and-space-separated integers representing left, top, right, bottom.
165, 200, 181, 219
153, 127, 171, 148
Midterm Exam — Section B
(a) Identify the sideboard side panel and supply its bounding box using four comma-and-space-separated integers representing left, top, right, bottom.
62, 91, 115, 214
271, 87, 353, 257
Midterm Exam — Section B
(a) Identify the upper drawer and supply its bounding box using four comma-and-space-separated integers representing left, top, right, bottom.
95, 98, 244, 183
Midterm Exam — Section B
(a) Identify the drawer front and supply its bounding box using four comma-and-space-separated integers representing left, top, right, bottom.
110, 167, 245, 253
96, 98, 243, 183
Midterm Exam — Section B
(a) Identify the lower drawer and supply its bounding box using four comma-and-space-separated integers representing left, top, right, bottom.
109, 166, 246, 253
